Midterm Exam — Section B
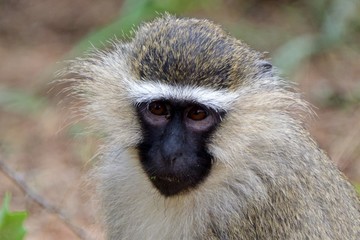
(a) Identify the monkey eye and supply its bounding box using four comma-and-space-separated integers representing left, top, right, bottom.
148, 101, 169, 116
187, 105, 208, 121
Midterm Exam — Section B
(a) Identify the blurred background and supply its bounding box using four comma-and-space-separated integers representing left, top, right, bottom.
0, 0, 359, 239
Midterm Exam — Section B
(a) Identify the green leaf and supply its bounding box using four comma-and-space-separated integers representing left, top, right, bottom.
0, 194, 27, 240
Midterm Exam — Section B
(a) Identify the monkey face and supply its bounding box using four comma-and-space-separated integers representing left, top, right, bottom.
136, 100, 224, 196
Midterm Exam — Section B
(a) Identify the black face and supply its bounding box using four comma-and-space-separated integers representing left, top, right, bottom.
137, 100, 224, 197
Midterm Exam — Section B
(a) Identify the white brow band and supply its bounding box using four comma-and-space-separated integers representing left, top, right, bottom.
127, 81, 238, 111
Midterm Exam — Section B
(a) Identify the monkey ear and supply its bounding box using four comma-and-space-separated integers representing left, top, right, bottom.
257, 60, 273, 76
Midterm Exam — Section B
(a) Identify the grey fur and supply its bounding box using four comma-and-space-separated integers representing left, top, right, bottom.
61, 15, 360, 239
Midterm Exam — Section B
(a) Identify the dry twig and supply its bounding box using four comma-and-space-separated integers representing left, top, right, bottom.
0, 158, 93, 240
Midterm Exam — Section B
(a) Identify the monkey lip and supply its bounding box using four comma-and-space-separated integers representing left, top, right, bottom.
149, 173, 194, 196
153, 175, 182, 183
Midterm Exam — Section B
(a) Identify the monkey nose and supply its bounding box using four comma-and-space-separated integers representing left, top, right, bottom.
161, 152, 183, 166
160, 139, 183, 166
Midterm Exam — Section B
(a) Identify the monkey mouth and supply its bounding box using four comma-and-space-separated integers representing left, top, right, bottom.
148, 173, 195, 196
151, 175, 182, 183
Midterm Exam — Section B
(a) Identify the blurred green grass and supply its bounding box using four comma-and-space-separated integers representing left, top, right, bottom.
0, 88, 47, 116
72, 0, 219, 54
72, 0, 359, 74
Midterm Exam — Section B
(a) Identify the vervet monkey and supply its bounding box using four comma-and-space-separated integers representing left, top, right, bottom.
63, 15, 360, 239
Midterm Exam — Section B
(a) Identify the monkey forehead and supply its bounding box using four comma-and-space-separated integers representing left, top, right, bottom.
129, 16, 260, 90
128, 80, 238, 111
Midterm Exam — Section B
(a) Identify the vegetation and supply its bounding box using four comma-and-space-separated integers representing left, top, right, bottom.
0, 194, 27, 240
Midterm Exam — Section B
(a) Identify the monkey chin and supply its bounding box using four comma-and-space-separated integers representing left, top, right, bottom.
148, 173, 204, 197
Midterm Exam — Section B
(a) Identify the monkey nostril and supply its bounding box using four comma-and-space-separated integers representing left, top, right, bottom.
161, 155, 177, 166
160, 147, 183, 166
170, 156, 177, 165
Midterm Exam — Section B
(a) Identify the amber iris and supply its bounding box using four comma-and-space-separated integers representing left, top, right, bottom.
148, 101, 168, 116
187, 106, 208, 121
